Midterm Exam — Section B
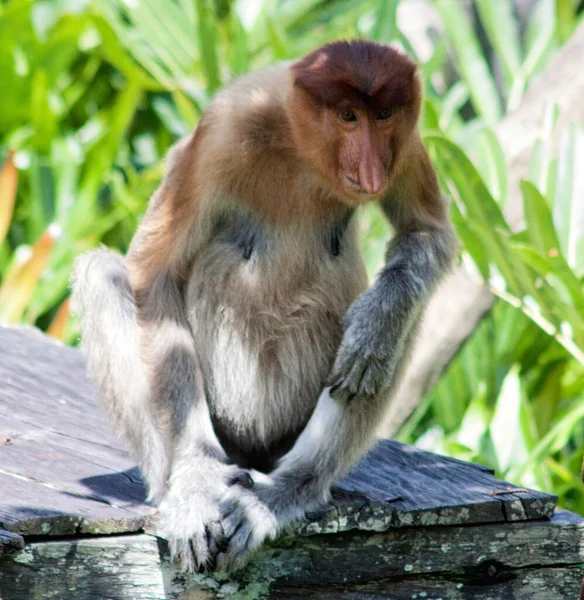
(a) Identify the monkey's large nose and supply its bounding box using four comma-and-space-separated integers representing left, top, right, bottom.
359, 158, 383, 195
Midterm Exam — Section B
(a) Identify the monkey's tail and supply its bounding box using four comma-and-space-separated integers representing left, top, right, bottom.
71, 249, 169, 502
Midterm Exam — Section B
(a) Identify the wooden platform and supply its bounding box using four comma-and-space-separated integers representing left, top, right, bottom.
0, 325, 583, 599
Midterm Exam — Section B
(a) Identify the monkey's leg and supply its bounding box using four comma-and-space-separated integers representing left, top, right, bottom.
72, 250, 251, 571
217, 229, 454, 570
158, 415, 255, 571
215, 378, 408, 571
72, 250, 171, 502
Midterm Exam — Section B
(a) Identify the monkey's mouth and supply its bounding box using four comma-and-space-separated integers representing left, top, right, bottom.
345, 175, 377, 198
345, 176, 364, 191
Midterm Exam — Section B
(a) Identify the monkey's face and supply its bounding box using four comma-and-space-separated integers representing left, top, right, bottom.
289, 40, 421, 207
329, 106, 397, 202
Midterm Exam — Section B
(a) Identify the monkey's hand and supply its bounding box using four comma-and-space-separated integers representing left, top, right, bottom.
216, 472, 286, 571
217, 469, 328, 571
328, 283, 409, 403
158, 464, 255, 572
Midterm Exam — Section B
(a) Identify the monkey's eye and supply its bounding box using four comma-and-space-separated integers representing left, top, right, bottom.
376, 109, 393, 121
339, 110, 357, 122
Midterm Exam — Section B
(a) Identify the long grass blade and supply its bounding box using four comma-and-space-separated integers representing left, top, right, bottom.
0, 224, 60, 323
0, 151, 17, 248
433, 0, 502, 125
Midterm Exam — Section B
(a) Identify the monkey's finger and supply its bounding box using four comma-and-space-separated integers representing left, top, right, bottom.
216, 549, 239, 573
359, 360, 384, 397
328, 356, 354, 387
330, 360, 367, 403
170, 537, 196, 573
220, 492, 248, 538
215, 533, 252, 573
331, 385, 354, 404
343, 357, 369, 394
219, 495, 239, 521
330, 379, 353, 403
226, 526, 252, 566
207, 526, 229, 570
206, 520, 228, 558
221, 506, 246, 540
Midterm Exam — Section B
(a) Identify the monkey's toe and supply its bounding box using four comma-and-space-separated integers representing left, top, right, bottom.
206, 520, 228, 565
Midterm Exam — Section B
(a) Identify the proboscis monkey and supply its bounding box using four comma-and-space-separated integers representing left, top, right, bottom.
72, 40, 456, 571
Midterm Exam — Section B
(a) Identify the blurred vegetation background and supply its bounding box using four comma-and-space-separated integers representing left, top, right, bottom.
1, 0, 584, 514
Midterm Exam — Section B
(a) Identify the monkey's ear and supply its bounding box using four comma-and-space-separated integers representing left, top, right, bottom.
290, 53, 330, 103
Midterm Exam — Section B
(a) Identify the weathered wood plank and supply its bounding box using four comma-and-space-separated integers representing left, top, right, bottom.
0, 426, 147, 504
0, 325, 579, 599
0, 326, 152, 534
0, 325, 558, 539
0, 535, 164, 600
167, 509, 584, 599
266, 568, 583, 600
333, 441, 556, 530
0, 326, 122, 446
0, 473, 148, 536
2, 511, 583, 600
0, 529, 23, 557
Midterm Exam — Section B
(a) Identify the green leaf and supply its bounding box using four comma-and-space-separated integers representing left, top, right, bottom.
74, 80, 143, 229
521, 180, 561, 256
475, 0, 522, 90
553, 125, 584, 276
456, 383, 490, 454
439, 81, 469, 131
91, 13, 169, 90
490, 366, 528, 473
523, 0, 556, 81
196, 0, 221, 92
555, 0, 575, 45
426, 135, 508, 230
433, 0, 502, 125
475, 127, 508, 206
528, 103, 559, 192
229, 14, 250, 75
512, 243, 584, 316
172, 90, 199, 130
450, 202, 490, 280
266, 16, 289, 60
428, 136, 565, 320
421, 99, 440, 132
372, 0, 398, 43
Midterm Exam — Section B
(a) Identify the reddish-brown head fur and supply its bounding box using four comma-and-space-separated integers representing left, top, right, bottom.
288, 40, 421, 204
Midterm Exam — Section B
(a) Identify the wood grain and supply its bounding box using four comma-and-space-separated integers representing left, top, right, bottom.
2, 512, 583, 599
0, 326, 557, 539
0, 529, 23, 557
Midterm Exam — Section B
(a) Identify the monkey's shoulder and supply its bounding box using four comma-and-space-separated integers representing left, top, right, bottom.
205, 65, 294, 151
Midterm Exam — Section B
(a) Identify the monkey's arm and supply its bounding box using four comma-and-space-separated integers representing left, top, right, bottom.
217, 139, 456, 570
328, 139, 456, 402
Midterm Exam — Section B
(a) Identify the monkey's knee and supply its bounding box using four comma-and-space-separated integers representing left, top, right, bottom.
71, 249, 133, 317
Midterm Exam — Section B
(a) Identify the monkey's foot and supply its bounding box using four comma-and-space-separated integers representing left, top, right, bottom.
158, 466, 254, 572
216, 485, 280, 572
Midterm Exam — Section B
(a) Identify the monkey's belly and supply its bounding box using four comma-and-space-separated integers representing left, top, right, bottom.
190, 282, 345, 472
185, 225, 366, 472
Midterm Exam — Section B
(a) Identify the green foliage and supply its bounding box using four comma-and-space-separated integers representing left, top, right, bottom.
0, 0, 583, 512
400, 121, 584, 514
